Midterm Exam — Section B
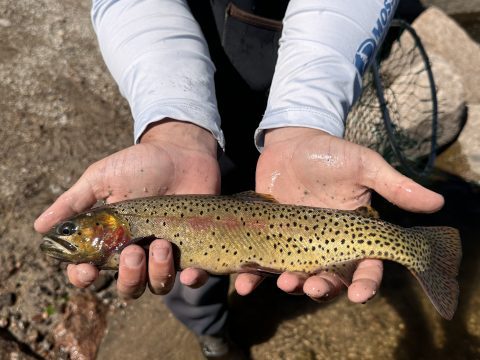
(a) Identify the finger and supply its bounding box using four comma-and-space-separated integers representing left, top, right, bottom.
360, 149, 444, 213
117, 245, 147, 299
234, 273, 264, 295
276, 272, 308, 294
66, 264, 99, 288
34, 174, 98, 233
148, 240, 176, 295
348, 259, 383, 303
303, 272, 344, 301
179, 268, 209, 289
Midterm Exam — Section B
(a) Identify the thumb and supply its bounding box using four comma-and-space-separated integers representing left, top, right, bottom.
360, 149, 444, 213
34, 172, 98, 233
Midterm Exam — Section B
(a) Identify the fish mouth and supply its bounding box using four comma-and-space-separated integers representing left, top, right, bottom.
40, 235, 77, 257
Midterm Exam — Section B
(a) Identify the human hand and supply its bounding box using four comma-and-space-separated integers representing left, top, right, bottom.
34, 119, 220, 299
235, 127, 444, 303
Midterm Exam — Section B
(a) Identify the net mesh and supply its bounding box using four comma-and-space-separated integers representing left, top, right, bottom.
346, 19, 465, 176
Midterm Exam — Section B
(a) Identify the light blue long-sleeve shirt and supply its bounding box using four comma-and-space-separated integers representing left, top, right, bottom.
91, 0, 397, 150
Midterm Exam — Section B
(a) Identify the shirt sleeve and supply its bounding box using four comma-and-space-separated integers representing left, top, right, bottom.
91, 0, 224, 148
255, 0, 399, 150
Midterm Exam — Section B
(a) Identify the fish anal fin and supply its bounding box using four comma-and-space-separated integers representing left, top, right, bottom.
239, 262, 282, 276
316, 261, 358, 287
353, 206, 380, 219
233, 191, 279, 203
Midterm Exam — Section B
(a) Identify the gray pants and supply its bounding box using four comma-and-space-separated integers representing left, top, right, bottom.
164, 274, 230, 336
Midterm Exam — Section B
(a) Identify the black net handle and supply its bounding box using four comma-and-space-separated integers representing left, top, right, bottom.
372, 18, 438, 178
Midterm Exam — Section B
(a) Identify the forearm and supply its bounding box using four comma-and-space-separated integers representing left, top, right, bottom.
91, 0, 224, 148
256, 0, 398, 150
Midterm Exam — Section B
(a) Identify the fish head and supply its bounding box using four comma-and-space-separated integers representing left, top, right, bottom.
40, 209, 131, 267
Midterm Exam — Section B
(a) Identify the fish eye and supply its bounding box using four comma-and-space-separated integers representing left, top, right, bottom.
57, 222, 77, 236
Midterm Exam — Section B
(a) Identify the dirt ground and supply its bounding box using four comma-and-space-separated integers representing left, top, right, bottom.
0, 1, 479, 359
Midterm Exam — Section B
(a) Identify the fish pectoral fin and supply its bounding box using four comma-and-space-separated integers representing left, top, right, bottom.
352, 206, 380, 219
233, 191, 279, 203
317, 261, 359, 287
100, 253, 120, 270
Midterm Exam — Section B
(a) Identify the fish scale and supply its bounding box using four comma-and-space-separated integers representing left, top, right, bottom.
40, 192, 461, 320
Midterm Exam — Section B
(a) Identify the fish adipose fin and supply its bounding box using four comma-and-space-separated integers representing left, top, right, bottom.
233, 191, 279, 203
410, 226, 462, 320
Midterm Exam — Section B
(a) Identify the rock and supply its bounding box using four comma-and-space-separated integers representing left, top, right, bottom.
0, 18, 11, 27
0, 293, 16, 309
436, 104, 480, 184
0, 329, 39, 360
53, 292, 107, 360
412, 7, 480, 103
0, 317, 9, 328
422, 0, 480, 16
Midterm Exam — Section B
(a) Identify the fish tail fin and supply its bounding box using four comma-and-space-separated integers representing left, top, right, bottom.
409, 226, 462, 320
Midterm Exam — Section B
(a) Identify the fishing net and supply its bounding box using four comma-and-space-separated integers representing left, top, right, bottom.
346, 19, 465, 177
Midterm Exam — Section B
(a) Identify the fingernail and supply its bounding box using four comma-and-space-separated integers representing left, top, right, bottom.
125, 252, 143, 267
77, 269, 95, 284
152, 245, 169, 261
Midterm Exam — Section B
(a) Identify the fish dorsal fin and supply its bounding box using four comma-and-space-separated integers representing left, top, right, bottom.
233, 191, 279, 203
353, 206, 380, 219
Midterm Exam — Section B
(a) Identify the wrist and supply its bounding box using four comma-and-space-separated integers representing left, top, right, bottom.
139, 118, 217, 158
264, 127, 330, 148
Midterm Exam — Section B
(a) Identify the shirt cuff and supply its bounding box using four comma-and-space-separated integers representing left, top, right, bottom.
254, 107, 344, 151
133, 100, 225, 149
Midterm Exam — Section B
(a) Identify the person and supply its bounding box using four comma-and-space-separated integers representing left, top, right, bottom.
34, 0, 444, 358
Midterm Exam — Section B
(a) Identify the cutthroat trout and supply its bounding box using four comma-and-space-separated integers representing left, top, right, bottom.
40, 192, 461, 319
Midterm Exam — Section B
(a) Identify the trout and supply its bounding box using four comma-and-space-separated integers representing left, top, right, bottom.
40, 192, 461, 319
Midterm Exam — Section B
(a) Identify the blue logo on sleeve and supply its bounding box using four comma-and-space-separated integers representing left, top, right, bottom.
353, 0, 397, 75
354, 39, 377, 75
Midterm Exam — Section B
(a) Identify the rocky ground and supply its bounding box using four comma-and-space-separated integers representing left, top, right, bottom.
0, 1, 479, 359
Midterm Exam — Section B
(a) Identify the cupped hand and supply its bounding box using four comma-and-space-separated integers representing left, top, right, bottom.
35, 120, 220, 299
236, 127, 444, 302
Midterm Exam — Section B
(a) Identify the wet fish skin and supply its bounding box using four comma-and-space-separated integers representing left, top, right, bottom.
40, 192, 461, 320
